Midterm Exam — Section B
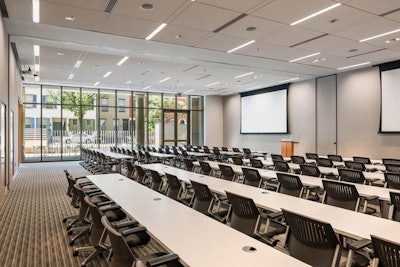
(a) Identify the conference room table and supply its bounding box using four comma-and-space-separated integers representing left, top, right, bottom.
200, 161, 393, 201
92, 149, 133, 173
86, 173, 309, 267
141, 164, 400, 245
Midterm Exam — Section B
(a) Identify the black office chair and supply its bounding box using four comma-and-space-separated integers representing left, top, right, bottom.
300, 164, 322, 177
190, 180, 230, 222
305, 152, 319, 160
290, 155, 306, 164
250, 158, 264, 169
316, 157, 334, 168
385, 164, 400, 173
221, 146, 228, 152
327, 154, 343, 162
182, 158, 195, 172
338, 168, 378, 185
273, 160, 290, 173
353, 156, 371, 164
101, 216, 184, 267
242, 148, 252, 159
344, 161, 366, 171
165, 173, 193, 205
271, 154, 284, 161
225, 191, 286, 247
218, 164, 236, 181
282, 209, 369, 267
242, 167, 263, 188
387, 191, 400, 221
199, 161, 213, 176
231, 156, 244, 166
370, 235, 400, 267
322, 180, 377, 214
133, 164, 149, 185
148, 170, 164, 192
382, 158, 400, 165
232, 147, 240, 153
384, 172, 400, 189
276, 173, 304, 198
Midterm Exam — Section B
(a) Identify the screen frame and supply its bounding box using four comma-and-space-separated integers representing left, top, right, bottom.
240, 84, 289, 134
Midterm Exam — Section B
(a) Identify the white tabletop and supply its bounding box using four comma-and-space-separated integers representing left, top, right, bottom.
141, 164, 400, 244
67, 168, 92, 179
87, 173, 309, 267
92, 149, 133, 160
148, 152, 176, 158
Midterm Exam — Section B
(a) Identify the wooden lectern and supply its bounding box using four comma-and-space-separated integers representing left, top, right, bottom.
280, 140, 297, 157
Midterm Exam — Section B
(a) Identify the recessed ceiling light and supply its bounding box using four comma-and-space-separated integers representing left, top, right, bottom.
145, 23, 167, 40
141, 3, 154, 11
360, 29, 400, 42
116, 56, 129, 66
68, 74, 74, 80
291, 3, 341, 26
235, 72, 254, 79
56, 52, 64, 56
33, 45, 40, 57
227, 40, 255, 54
206, 82, 220, 87
159, 77, 171, 83
246, 26, 256, 31
289, 52, 320, 63
103, 71, 112, 78
143, 86, 151, 90
337, 62, 370, 70
92, 64, 101, 69
32, 0, 40, 23
175, 35, 182, 39
73, 60, 82, 69
94, 81, 100, 86
279, 77, 299, 83
65, 16, 75, 21
126, 80, 132, 84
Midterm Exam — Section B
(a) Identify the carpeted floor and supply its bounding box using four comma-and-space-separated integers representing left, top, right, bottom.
0, 162, 108, 267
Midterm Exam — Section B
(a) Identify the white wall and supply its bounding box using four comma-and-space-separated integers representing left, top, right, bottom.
204, 96, 223, 146
223, 66, 400, 159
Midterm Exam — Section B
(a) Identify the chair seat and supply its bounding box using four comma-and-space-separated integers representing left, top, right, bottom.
104, 209, 126, 222
124, 231, 151, 247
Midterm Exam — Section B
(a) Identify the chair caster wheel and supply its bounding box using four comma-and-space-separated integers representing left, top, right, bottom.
69, 240, 75, 246
73, 251, 78, 257
67, 230, 73, 235
67, 226, 71, 230
62, 218, 67, 223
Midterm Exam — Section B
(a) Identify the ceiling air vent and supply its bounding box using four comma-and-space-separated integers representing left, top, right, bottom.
105, 0, 118, 13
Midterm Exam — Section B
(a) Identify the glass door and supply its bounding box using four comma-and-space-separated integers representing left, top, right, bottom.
163, 110, 189, 147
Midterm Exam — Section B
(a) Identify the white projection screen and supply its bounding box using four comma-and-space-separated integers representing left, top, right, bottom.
241, 85, 288, 134
380, 62, 400, 132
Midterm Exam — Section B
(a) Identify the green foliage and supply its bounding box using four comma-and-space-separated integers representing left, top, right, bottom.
49, 91, 96, 119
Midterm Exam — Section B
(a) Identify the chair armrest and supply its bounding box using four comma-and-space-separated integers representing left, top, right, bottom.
304, 185, 320, 190
114, 220, 139, 229
84, 188, 101, 194
99, 205, 121, 212
253, 233, 279, 247
266, 210, 283, 220
121, 226, 147, 236
75, 176, 88, 181
348, 238, 371, 250
146, 253, 180, 267
366, 178, 380, 184
96, 200, 115, 207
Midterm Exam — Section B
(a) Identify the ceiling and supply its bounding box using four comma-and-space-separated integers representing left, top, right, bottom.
4, 0, 400, 95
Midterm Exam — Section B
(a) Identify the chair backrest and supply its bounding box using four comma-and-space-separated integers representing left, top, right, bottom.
383, 158, 400, 165
101, 216, 136, 267
218, 164, 235, 181
183, 158, 194, 171
353, 156, 371, 164
199, 161, 212, 175
133, 165, 147, 183
190, 180, 213, 214
389, 191, 400, 222
384, 172, 400, 189
165, 173, 181, 200
84, 196, 109, 246
221, 147, 228, 151
327, 154, 343, 162
290, 155, 306, 164
149, 170, 162, 190
250, 158, 263, 169
282, 209, 340, 267
225, 191, 259, 235
344, 161, 366, 171
203, 147, 211, 153
316, 157, 334, 167
385, 164, 400, 173
231, 156, 244, 166
273, 160, 290, 172
305, 153, 319, 160
271, 154, 284, 161
322, 180, 359, 211
232, 147, 240, 152
277, 173, 303, 197
242, 167, 262, 187
338, 168, 365, 184
371, 235, 400, 267
242, 148, 252, 159
300, 164, 321, 177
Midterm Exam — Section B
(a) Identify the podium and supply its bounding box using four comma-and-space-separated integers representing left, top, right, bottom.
280, 140, 297, 157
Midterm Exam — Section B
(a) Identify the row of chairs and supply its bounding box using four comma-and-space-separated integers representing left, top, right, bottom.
62, 170, 184, 267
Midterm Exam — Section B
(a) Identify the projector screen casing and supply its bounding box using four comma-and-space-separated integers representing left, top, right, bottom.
240, 84, 288, 134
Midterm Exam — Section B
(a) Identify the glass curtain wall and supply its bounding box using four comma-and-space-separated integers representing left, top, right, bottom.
22, 85, 204, 162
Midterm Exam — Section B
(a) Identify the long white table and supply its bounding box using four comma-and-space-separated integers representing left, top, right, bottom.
87, 173, 309, 267
141, 164, 400, 244
92, 149, 133, 172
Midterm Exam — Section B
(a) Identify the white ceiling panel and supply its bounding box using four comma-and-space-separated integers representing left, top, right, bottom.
235, 41, 287, 58
196, 0, 268, 13
195, 33, 250, 52
345, 0, 400, 15
268, 47, 318, 62
326, 41, 382, 58
169, 2, 240, 32
40, 1, 109, 32
219, 15, 285, 40
44, 0, 109, 12
101, 15, 160, 39
350, 49, 400, 63
151, 25, 210, 47
4, 0, 32, 21
111, 0, 187, 23
294, 34, 355, 52
251, 0, 335, 24
383, 9, 400, 23
295, 5, 374, 33
261, 26, 323, 47
335, 17, 400, 41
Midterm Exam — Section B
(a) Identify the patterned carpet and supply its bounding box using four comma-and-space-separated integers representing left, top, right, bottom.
0, 162, 108, 267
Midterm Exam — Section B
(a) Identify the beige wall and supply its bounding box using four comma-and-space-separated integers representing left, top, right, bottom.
0, 15, 23, 199
222, 66, 400, 159
204, 96, 223, 147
